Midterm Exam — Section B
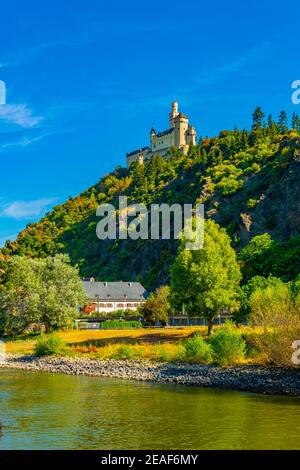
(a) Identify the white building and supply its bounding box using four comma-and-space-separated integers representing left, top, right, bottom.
82, 279, 147, 315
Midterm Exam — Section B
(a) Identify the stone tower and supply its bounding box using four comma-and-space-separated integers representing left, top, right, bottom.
169, 101, 179, 128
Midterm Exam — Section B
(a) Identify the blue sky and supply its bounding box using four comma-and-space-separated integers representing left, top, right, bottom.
0, 0, 299, 246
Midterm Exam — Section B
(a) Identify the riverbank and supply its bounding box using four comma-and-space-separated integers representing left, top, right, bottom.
1, 354, 299, 396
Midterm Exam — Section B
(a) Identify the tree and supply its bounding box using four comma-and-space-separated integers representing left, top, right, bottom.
278, 110, 288, 133
141, 286, 170, 325
267, 114, 277, 138
239, 233, 275, 281
238, 275, 283, 322
291, 112, 300, 133
252, 106, 264, 130
0, 254, 87, 335
170, 220, 241, 335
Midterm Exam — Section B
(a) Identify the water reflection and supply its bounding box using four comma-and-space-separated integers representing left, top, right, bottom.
0, 369, 299, 450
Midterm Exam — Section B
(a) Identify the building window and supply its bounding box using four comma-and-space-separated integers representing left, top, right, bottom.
106, 303, 113, 308
99, 303, 105, 307
117, 303, 124, 308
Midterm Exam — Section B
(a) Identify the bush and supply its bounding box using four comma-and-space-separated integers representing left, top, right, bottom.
34, 334, 66, 357
153, 343, 185, 362
249, 282, 300, 365
183, 333, 212, 363
101, 320, 141, 329
246, 198, 259, 209
114, 345, 135, 359
210, 323, 246, 366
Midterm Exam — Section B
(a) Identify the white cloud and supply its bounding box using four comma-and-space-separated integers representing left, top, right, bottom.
0, 198, 57, 220
0, 133, 49, 150
0, 103, 43, 128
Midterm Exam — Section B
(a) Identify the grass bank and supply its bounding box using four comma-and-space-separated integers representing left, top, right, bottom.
5, 327, 204, 355
4, 325, 264, 366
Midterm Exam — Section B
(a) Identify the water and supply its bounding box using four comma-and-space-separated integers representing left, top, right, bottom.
0, 369, 299, 450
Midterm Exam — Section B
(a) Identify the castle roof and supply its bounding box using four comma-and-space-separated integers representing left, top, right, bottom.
126, 146, 151, 157
156, 128, 174, 137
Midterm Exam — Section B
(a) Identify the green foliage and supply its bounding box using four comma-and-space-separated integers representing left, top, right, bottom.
239, 234, 274, 281
114, 344, 135, 359
0, 254, 86, 335
182, 333, 212, 363
252, 106, 265, 130
246, 198, 259, 209
141, 286, 170, 324
170, 220, 241, 334
239, 234, 300, 282
100, 320, 141, 329
238, 275, 284, 322
248, 281, 300, 365
34, 334, 66, 356
209, 323, 246, 366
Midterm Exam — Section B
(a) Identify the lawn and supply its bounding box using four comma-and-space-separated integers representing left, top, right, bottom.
5, 327, 207, 355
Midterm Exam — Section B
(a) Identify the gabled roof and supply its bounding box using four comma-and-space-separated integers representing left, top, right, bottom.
82, 280, 147, 301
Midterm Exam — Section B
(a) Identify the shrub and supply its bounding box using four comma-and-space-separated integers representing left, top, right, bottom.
114, 345, 135, 359
141, 286, 170, 325
153, 343, 185, 362
210, 323, 246, 366
249, 283, 300, 365
101, 320, 141, 329
34, 334, 66, 357
246, 198, 259, 209
183, 333, 212, 363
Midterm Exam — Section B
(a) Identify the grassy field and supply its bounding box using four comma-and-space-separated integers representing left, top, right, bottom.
5, 327, 207, 355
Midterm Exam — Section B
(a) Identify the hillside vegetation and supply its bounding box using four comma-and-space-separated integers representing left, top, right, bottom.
1, 108, 300, 289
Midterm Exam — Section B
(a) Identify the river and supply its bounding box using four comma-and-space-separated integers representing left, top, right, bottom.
0, 369, 299, 450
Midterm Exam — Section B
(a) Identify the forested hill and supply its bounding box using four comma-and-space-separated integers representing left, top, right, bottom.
1, 109, 300, 290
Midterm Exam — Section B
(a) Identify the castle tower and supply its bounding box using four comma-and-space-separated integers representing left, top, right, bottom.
169, 101, 179, 128
150, 127, 155, 140
186, 125, 197, 147
173, 112, 189, 149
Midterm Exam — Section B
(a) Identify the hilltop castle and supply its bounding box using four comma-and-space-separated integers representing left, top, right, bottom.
126, 101, 197, 167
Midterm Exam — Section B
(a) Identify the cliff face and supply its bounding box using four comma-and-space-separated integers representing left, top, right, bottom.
1, 132, 300, 289
243, 159, 300, 242
214, 142, 300, 246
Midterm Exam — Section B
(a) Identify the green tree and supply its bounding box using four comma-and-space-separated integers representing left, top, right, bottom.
170, 220, 241, 335
239, 233, 275, 281
141, 285, 170, 325
252, 106, 264, 130
278, 110, 288, 133
267, 114, 277, 138
238, 275, 284, 322
291, 112, 300, 132
0, 254, 86, 335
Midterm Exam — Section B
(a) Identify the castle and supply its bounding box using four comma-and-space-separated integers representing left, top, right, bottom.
126, 101, 197, 167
